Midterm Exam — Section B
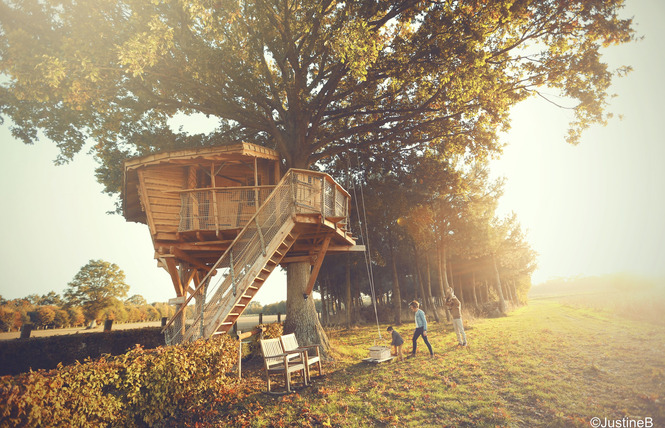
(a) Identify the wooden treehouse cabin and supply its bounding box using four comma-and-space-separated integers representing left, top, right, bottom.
122, 143, 361, 344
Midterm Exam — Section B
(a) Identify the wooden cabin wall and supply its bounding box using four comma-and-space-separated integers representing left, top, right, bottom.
140, 165, 186, 239
212, 160, 274, 187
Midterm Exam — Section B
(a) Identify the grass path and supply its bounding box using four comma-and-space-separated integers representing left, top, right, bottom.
209, 300, 665, 427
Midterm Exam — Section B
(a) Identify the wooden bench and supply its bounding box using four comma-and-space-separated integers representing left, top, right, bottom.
259, 337, 308, 395
280, 333, 323, 381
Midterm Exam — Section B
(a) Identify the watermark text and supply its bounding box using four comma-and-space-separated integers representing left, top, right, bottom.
590, 417, 653, 428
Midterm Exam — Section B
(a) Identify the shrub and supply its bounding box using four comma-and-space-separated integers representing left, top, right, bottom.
0, 335, 239, 427
0, 327, 165, 376
247, 322, 283, 359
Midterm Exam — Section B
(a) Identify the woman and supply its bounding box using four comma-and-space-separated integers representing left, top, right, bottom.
409, 300, 433, 358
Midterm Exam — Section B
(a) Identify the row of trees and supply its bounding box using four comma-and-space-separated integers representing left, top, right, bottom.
0, 0, 636, 351
315, 150, 536, 326
0, 260, 175, 332
0, 293, 174, 332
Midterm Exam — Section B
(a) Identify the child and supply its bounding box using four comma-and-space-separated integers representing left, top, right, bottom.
387, 326, 404, 361
409, 300, 434, 357
445, 289, 467, 347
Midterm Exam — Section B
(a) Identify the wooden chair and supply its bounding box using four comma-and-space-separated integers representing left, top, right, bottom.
280, 333, 323, 381
259, 337, 307, 395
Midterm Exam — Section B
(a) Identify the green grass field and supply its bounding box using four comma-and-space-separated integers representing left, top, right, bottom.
210, 298, 665, 427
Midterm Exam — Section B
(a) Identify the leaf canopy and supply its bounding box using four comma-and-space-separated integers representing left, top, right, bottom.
0, 0, 635, 201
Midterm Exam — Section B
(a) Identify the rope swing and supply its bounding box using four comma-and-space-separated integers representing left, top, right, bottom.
350, 153, 382, 342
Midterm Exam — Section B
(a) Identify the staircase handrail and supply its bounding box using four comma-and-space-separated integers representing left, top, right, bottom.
161, 170, 295, 335
162, 169, 350, 343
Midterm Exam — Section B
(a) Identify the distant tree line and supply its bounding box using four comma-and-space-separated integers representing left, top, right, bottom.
0, 292, 175, 332
243, 300, 322, 317
316, 151, 537, 327
0, 260, 176, 332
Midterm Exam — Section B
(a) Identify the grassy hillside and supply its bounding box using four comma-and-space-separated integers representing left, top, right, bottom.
530, 273, 665, 325
210, 299, 664, 427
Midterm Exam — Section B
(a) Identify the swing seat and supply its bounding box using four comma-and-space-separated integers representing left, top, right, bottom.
368, 345, 391, 360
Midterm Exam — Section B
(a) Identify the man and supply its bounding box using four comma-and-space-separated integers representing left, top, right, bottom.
409, 300, 433, 357
446, 289, 467, 347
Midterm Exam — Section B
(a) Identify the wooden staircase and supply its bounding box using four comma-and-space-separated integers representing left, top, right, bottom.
162, 169, 354, 345
198, 225, 300, 339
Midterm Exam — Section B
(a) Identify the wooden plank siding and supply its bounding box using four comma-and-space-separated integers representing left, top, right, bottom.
140, 166, 186, 238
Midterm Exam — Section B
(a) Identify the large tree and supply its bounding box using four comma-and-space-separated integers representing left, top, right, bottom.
64, 259, 130, 322
1, 0, 634, 345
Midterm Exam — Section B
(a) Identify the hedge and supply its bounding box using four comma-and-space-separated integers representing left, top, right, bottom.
0, 328, 165, 376
0, 336, 239, 427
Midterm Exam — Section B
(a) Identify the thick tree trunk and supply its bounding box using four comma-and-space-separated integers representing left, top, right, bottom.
284, 262, 331, 357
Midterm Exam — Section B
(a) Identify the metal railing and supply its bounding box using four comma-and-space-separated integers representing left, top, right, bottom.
178, 186, 275, 231
163, 169, 350, 345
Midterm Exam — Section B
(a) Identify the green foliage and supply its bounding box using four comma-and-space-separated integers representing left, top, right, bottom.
63, 260, 130, 322
0, 327, 166, 376
0, 335, 239, 427
0, 0, 636, 199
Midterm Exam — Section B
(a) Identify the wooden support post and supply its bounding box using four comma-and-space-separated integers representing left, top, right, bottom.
304, 235, 332, 297
238, 330, 242, 380
210, 164, 220, 235
20, 324, 33, 339
254, 157, 260, 211
165, 258, 184, 297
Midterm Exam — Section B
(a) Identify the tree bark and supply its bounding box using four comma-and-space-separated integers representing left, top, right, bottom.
411, 242, 429, 314
491, 253, 507, 314
345, 252, 352, 328
390, 240, 402, 325
437, 241, 451, 322
472, 272, 479, 307
284, 262, 331, 356
321, 276, 329, 327
425, 255, 440, 322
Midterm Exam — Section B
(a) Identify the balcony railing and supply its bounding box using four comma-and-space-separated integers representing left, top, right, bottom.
178, 186, 275, 232
177, 170, 350, 232
163, 169, 351, 344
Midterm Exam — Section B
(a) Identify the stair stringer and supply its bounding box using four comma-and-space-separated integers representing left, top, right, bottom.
204, 218, 299, 337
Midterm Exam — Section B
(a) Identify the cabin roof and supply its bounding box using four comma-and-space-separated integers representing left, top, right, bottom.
122, 142, 281, 224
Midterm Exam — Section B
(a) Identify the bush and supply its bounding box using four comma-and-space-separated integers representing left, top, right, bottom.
0, 335, 239, 427
0, 328, 165, 376
246, 322, 283, 359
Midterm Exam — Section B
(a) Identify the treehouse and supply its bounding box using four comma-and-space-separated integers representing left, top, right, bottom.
122, 143, 361, 344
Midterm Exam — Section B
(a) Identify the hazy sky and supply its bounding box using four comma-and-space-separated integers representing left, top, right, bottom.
1, 0, 663, 304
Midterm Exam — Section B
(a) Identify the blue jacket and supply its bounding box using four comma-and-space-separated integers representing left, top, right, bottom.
415, 309, 427, 330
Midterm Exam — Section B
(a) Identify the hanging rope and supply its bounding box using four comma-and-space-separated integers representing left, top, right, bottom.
351, 153, 382, 341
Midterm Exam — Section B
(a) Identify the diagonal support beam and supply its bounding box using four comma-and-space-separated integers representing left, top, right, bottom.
304, 234, 332, 298
164, 257, 184, 296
